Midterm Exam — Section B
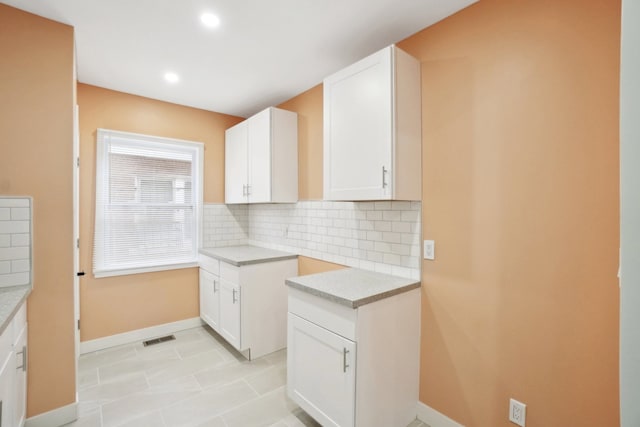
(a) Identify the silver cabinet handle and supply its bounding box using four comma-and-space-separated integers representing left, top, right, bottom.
382, 166, 388, 188
16, 345, 26, 372
242, 184, 247, 196
232, 289, 238, 303
213, 279, 218, 293
246, 185, 251, 196
343, 348, 349, 373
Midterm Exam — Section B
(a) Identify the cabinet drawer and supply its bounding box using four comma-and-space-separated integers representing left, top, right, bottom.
199, 254, 220, 275
288, 288, 357, 341
220, 261, 240, 284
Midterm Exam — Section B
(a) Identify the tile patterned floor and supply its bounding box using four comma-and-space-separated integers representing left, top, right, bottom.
65, 326, 429, 427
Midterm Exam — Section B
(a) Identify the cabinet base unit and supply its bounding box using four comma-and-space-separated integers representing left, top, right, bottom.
199, 247, 298, 360
287, 287, 420, 427
0, 299, 27, 427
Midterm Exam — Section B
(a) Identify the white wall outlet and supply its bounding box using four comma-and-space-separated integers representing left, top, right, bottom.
423, 240, 435, 260
509, 398, 526, 427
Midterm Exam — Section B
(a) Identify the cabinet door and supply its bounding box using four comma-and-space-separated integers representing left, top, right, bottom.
324, 47, 393, 201
225, 121, 248, 204
219, 279, 241, 349
247, 108, 271, 203
13, 326, 26, 427
287, 313, 356, 427
0, 353, 13, 427
199, 269, 220, 332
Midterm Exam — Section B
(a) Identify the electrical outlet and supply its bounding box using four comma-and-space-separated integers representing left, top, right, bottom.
423, 240, 435, 260
509, 398, 526, 427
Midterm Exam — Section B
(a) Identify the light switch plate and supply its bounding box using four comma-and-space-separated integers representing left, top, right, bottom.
423, 240, 435, 260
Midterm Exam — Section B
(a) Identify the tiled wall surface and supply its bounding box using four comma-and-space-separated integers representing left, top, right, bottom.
203, 201, 421, 279
0, 197, 32, 287
202, 204, 249, 248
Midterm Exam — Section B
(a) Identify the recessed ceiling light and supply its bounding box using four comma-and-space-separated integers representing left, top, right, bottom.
164, 72, 179, 83
200, 12, 220, 28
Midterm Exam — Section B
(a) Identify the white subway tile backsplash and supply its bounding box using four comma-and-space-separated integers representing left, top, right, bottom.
11, 234, 30, 247
11, 259, 30, 273
0, 247, 29, 261
204, 200, 422, 280
0, 272, 30, 287
0, 197, 31, 287
0, 221, 29, 234
374, 221, 392, 232
10, 207, 30, 220
0, 198, 29, 208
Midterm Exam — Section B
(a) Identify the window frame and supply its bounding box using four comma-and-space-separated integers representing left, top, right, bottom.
93, 128, 204, 278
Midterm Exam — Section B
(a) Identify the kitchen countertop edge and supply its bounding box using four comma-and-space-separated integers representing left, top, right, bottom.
0, 285, 31, 335
199, 246, 298, 267
286, 269, 421, 308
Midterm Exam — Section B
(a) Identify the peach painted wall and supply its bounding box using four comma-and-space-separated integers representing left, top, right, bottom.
77, 84, 242, 341
397, 0, 620, 425
298, 256, 345, 276
0, 4, 76, 417
278, 0, 620, 424
278, 84, 324, 200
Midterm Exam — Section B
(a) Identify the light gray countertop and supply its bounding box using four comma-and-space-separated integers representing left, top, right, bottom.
286, 268, 420, 308
0, 285, 31, 335
199, 246, 298, 267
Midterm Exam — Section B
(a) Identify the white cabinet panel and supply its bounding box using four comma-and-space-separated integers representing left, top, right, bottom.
200, 254, 297, 359
324, 45, 421, 201
288, 313, 356, 427
0, 301, 27, 427
247, 108, 271, 203
219, 278, 241, 349
199, 268, 219, 331
287, 287, 420, 427
224, 107, 298, 204
13, 326, 26, 427
225, 122, 248, 204
0, 354, 13, 427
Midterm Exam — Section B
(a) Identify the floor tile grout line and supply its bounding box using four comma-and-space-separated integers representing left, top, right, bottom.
243, 377, 261, 396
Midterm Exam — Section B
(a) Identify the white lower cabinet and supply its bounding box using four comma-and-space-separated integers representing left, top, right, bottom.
13, 321, 27, 427
199, 254, 298, 359
288, 314, 356, 427
199, 268, 220, 330
0, 301, 27, 427
0, 348, 13, 427
218, 278, 241, 349
287, 287, 420, 427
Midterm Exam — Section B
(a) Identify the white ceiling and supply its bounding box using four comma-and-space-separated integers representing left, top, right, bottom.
2, 0, 476, 118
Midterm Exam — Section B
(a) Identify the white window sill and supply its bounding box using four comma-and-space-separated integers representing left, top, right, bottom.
93, 261, 199, 278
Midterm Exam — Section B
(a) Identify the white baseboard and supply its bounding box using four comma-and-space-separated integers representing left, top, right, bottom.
25, 401, 78, 427
417, 401, 465, 427
80, 317, 204, 354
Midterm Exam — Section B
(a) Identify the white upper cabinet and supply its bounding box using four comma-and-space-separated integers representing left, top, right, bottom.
225, 122, 248, 204
225, 107, 298, 204
323, 45, 421, 201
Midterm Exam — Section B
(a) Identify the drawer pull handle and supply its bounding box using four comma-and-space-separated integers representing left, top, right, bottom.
343, 348, 349, 373
16, 345, 26, 372
213, 280, 218, 293
232, 289, 238, 303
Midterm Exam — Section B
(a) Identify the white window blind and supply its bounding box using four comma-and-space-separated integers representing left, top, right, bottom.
94, 129, 203, 278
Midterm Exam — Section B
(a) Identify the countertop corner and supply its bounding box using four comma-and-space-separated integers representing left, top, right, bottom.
286, 268, 420, 308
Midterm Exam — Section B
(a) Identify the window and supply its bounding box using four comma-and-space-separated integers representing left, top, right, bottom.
93, 129, 203, 278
